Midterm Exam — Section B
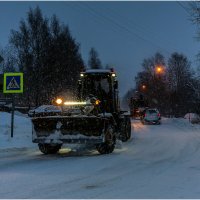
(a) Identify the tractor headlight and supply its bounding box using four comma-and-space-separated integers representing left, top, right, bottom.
55, 98, 63, 105
112, 73, 116, 77
64, 101, 87, 106
52, 97, 64, 105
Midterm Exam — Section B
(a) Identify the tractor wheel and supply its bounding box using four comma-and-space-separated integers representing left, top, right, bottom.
120, 117, 131, 142
38, 143, 61, 154
96, 126, 116, 154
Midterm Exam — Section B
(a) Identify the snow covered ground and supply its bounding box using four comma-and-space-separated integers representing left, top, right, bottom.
1, 112, 200, 198
0, 111, 35, 150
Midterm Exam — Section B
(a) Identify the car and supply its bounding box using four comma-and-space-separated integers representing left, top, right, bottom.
141, 108, 161, 125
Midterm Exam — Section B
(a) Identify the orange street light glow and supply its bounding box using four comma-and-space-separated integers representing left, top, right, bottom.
157, 67, 161, 72
155, 66, 164, 74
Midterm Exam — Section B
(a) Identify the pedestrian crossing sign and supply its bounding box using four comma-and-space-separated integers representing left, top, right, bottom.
3, 73, 23, 93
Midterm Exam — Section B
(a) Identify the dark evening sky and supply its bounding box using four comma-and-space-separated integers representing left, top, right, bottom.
0, 1, 198, 96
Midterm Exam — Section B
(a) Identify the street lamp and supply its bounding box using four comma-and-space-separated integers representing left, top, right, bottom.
142, 85, 146, 90
155, 65, 164, 75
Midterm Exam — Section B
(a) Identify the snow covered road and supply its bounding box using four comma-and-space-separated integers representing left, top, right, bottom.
1, 117, 200, 198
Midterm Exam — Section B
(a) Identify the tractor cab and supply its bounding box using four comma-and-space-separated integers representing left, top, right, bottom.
78, 69, 119, 113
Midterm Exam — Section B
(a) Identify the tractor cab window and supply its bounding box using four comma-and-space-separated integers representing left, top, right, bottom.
82, 74, 112, 101
95, 78, 110, 94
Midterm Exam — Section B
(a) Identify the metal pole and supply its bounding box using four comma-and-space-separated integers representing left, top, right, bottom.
11, 94, 15, 138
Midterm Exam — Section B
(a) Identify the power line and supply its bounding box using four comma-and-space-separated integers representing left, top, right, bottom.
71, 2, 124, 36
79, 2, 171, 55
99, 5, 177, 52
176, 1, 191, 16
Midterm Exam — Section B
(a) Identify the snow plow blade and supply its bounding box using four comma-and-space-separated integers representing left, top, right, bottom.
32, 116, 108, 144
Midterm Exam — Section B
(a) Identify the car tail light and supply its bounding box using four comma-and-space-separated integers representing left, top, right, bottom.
158, 113, 161, 117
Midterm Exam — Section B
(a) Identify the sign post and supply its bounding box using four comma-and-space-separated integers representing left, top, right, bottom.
3, 72, 23, 138
11, 95, 15, 138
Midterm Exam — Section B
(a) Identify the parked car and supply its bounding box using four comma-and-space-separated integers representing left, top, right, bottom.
141, 108, 161, 125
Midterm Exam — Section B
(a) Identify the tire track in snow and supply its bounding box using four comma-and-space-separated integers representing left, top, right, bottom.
2, 118, 200, 198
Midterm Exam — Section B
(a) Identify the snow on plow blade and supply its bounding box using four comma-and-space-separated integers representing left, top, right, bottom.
32, 116, 108, 144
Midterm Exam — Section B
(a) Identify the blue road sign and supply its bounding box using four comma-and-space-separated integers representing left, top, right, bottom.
3, 73, 23, 93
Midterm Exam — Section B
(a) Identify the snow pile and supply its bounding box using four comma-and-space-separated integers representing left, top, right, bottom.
184, 113, 200, 124
0, 111, 35, 150
28, 105, 61, 116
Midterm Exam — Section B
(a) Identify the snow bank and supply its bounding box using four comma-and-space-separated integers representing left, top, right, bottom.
184, 113, 200, 124
0, 111, 35, 150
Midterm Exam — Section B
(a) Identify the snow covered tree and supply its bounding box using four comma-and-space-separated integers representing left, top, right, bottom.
0, 51, 4, 73
167, 52, 195, 115
0, 54, 3, 64
0, 45, 17, 73
135, 52, 196, 116
88, 48, 102, 69
9, 6, 84, 106
122, 88, 135, 110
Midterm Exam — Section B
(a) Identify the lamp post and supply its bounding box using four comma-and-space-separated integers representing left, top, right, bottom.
154, 65, 165, 111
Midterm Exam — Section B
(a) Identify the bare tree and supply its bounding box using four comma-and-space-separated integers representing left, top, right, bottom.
167, 52, 195, 115
88, 47, 102, 69
0, 54, 3, 64
135, 52, 167, 112
0, 45, 17, 72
